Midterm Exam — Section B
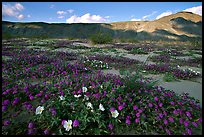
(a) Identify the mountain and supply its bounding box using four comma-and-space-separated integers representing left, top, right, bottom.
2, 11, 202, 41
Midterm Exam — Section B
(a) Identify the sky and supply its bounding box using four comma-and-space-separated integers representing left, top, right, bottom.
2, 2, 202, 23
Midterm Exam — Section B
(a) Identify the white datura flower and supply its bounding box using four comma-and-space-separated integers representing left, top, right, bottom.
111, 110, 119, 118
74, 94, 81, 98
82, 87, 88, 93
99, 103, 105, 111
63, 120, 72, 131
36, 106, 44, 115
87, 102, 93, 109
59, 95, 65, 100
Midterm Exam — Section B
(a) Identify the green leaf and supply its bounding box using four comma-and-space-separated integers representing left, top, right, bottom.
59, 129, 63, 135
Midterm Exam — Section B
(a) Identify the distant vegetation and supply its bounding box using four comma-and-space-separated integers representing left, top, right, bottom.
90, 33, 113, 44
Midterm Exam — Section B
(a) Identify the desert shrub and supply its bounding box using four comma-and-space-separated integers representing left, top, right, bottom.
90, 33, 113, 44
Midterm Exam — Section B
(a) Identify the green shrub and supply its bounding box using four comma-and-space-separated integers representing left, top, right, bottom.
90, 33, 113, 44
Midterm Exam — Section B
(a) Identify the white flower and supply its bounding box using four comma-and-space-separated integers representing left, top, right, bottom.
84, 95, 89, 101
177, 65, 180, 68
63, 120, 72, 131
35, 106, 44, 115
74, 94, 81, 98
87, 102, 93, 109
111, 110, 119, 118
99, 104, 105, 111
100, 85, 103, 89
82, 87, 87, 93
59, 96, 65, 100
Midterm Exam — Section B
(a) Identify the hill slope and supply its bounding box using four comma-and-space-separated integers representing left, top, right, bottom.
2, 11, 202, 41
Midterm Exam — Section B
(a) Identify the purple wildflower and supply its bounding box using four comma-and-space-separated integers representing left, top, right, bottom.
165, 128, 171, 135
118, 105, 123, 111
186, 111, 191, 118
148, 103, 153, 108
186, 128, 192, 135
164, 119, 168, 125
159, 102, 163, 107
163, 111, 167, 116
73, 120, 79, 127
61, 120, 66, 126
2, 106, 7, 112
110, 107, 115, 112
44, 129, 49, 135
135, 118, 140, 123
108, 123, 114, 130
136, 112, 140, 117
168, 117, 174, 123
138, 109, 143, 113
28, 122, 34, 129
29, 95, 34, 100
93, 93, 100, 99
184, 120, 189, 127
3, 99, 10, 106
159, 113, 163, 118
159, 125, 163, 129
3, 120, 11, 126
173, 110, 178, 115
192, 122, 198, 127
12, 97, 20, 106
133, 105, 138, 110
28, 129, 36, 135
179, 118, 183, 124
170, 101, 174, 105
85, 92, 90, 97
154, 96, 159, 101
126, 118, 131, 125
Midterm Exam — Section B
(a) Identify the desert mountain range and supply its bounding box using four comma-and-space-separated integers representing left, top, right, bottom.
2, 11, 202, 41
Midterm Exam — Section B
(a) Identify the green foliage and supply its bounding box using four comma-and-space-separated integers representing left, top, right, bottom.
163, 72, 178, 82
118, 38, 139, 44
90, 33, 113, 45
2, 32, 13, 39
129, 48, 148, 54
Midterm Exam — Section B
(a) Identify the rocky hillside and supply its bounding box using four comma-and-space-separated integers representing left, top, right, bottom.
2, 11, 202, 41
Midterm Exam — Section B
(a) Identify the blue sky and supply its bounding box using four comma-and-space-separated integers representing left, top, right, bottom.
2, 2, 202, 23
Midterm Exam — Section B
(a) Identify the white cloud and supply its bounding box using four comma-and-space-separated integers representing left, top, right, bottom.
58, 16, 64, 19
142, 11, 157, 20
17, 14, 24, 20
2, 3, 25, 20
15, 3, 24, 11
66, 13, 108, 23
183, 5, 202, 16
57, 10, 67, 15
27, 14, 31, 18
156, 11, 173, 19
105, 16, 110, 19
50, 4, 55, 9
130, 18, 141, 21
67, 9, 74, 14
